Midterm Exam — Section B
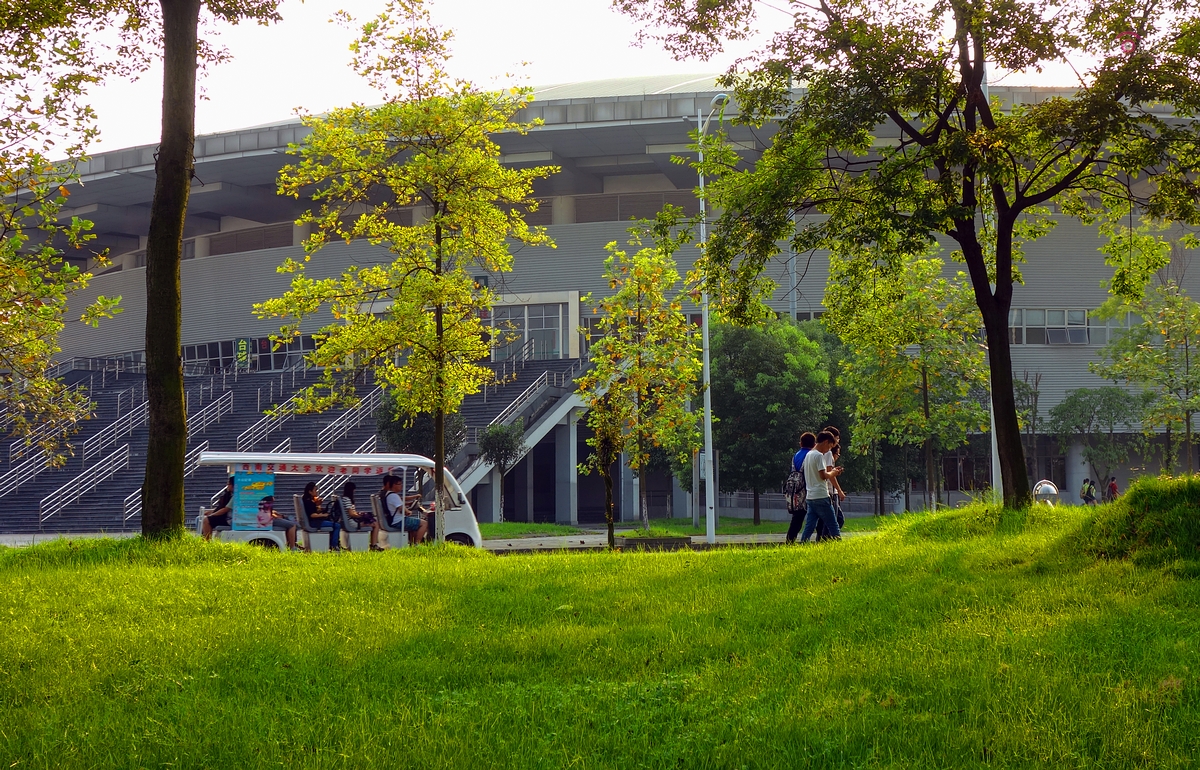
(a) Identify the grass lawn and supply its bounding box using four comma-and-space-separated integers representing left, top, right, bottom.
478, 521, 583, 539
621, 515, 880, 537
1, 477, 1198, 767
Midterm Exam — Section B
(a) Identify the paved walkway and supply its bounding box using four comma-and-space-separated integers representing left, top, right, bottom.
482, 529, 870, 553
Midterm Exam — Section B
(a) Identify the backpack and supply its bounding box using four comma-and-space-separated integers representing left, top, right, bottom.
784, 469, 808, 514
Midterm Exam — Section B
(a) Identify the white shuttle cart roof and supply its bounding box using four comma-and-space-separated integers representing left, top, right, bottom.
198, 451, 436, 475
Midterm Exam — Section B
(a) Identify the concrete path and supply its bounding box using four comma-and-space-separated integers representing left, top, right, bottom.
482, 529, 871, 553
0, 532, 138, 547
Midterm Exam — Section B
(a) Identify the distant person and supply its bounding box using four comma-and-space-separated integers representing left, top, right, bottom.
381, 474, 428, 546
201, 476, 234, 540
335, 480, 383, 551
785, 432, 817, 544
799, 431, 843, 543
822, 426, 848, 511
302, 481, 342, 552
1107, 476, 1119, 502
1080, 478, 1097, 506
816, 443, 848, 541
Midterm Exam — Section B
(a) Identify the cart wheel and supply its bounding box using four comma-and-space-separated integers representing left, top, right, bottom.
445, 532, 474, 547
249, 538, 279, 550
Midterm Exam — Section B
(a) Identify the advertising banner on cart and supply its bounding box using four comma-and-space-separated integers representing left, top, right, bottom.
232, 471, 275, 530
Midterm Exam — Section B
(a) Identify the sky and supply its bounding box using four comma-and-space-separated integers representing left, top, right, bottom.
84, 0, 1085, 152
86, 0, 786, 151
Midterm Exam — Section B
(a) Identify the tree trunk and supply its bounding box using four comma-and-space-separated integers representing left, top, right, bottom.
602, 465, 615, 549
433, 223, 446, 543
978, 290, 1032, 508
903, 446, 910, 511
141, 0, 200, 538
922, 365, 935, 512
752, 488, 760, 525
1186, 410, 1194, 473
873, 439, 880, 516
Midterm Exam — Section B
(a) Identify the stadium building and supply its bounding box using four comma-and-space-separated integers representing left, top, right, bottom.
2, 75, 1182, 532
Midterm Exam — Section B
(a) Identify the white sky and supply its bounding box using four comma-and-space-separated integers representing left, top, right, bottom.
85, 0, 1082, 152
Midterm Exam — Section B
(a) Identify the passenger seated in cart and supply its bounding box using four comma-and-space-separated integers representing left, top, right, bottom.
381, 474, 428, 545
302, 481, 342, 552
336, 481, 382, 551
263, 495, 301, 551
201, 477, 235, 540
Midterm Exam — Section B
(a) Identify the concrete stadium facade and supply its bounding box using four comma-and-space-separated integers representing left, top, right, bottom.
57, 75, 1186, 513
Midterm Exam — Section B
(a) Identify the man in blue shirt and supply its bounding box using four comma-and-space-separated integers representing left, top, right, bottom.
785, 432, 818, 544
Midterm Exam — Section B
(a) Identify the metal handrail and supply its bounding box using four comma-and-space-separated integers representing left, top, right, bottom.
236, 391, 303, 451
40, 444, 130, 524
184, 440, 209, 478
270, 437, 292, 453
316, 386, 383, 451
0, 450, 47, 497
315, 436, 377, 498
82, 400, 148, 464
123, 489, 141, 524
187, 390, 234, 435
7, 383, 92, 462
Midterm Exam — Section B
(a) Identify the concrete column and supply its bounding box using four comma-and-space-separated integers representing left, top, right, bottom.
555, 410, 579, 525
292, 221, 312, 247
551, 195, 576, 225
476, 466, 502, 523
671, 474, 688, 520
525, 452, 535, 522
1066, 441, 1088, 505
619, 453, 637, 522
193, 236, 210, 258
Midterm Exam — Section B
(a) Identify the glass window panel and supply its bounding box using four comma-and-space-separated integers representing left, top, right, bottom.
1009, 309, 1022, 326
1046, 328, 1069, 344
1026, 328, 1047, 344
1009, 328, 1023, 344
1090, 328, 1107, 345
1068, 328, 1088, 344
220, 340, 234, 357
1068, 310, 1086, 325
1047, 310, 1065, 326
302, 335, 315, 350
1026, 309, 1045, 325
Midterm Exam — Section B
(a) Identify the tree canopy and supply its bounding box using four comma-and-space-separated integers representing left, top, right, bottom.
710, 319, 828, 521
619, 0, 1200, 506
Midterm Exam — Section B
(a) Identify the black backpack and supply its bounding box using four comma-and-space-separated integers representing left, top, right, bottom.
784, 468, 808, 514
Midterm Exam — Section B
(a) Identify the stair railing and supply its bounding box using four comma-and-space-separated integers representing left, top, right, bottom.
8, 383, 92, 462
39, 444, 130, 526
81, 400, 148, 465
270, 437, 292, 453
123, 440, 207, 529
187, 390, 233, 435
316, 386, 383, 451
0, 450, 47, 498
236, 391, 304, 451
315, 436, 377, 498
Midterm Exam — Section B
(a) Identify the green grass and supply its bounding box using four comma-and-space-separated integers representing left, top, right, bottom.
1, 477, 1198, 767
479, 521, 583, 539
635, 515, 879, 537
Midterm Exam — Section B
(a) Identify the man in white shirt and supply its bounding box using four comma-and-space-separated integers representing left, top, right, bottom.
382, 474, 428, 545
799, 431, 843, 542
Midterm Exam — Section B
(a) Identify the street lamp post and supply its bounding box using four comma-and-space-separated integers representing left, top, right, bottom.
697, 93, 729, 545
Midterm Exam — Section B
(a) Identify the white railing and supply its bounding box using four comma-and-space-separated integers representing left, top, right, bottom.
123, 489, 140, 525
82, 400, 148, 464
270, 437, 292, 453
316, 386, 383, 451
236, 391, 303, 451
39, 444, 130, 525
0, 450, 47, 497
187, 390, 233, 435
184, 440, 209, 478
483, 338, 536, 402
316, 436, 377, 497
7, 383, 92, 462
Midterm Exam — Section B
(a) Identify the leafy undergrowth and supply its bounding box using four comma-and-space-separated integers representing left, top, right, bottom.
1071, 475, 1200, 569
0, 492, 1197, 768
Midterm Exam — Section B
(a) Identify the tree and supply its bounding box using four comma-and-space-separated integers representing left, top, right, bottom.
1092, 214, 1200, 472
579, 394, 623, 549
256, 1, 554, 542
477, 419, 525, 522
619, 0, 1200, 508
828, 250, 989, 510
1048, 387, 1143, 487
576, 208, 702, 535
710, 319, 828, 523
376, 391, 466, 459
0, 2, 123, 460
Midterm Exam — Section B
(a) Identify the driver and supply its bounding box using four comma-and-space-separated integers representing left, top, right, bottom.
201, 477, 234, 540
381, 474, 428, 545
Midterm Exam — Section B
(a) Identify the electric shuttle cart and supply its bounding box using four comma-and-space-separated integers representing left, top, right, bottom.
194, 451, 483, 550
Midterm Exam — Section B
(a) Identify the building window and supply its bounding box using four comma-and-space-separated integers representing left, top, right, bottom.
1009, 308, 1091, 345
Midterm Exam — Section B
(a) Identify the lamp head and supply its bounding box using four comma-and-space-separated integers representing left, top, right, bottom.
710, 93, 730, 108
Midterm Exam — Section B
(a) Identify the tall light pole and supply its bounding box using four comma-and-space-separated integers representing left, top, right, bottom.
697, 93, 729, 545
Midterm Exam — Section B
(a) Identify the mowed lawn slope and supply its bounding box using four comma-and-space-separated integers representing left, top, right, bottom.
1, 481, 1198, 768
